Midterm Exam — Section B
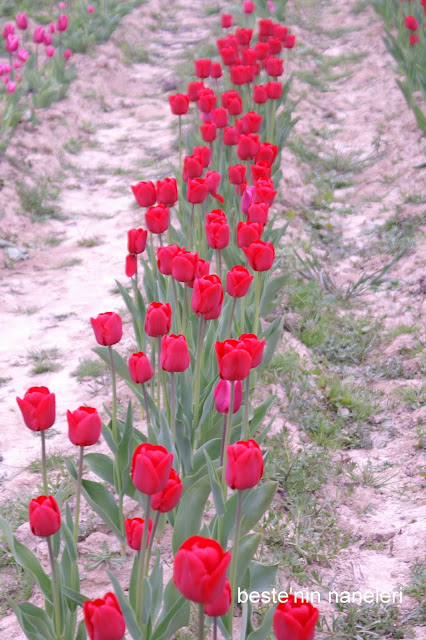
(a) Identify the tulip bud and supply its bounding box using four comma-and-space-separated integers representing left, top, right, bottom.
214, 380, 243, 414
83, 592, 126, 640
125, 517, 152, 550
151, 468, 183, 512
225, 439, 264, 490
128, 352, 154, 384
145, 301, 172, 337
131, 180, 156, 207
131, 443, 174, 494
17, 387, 56, 432
90, 312, 123, 346
160, 334, 190, 372
273, 595, 319, 640
29, 496, 61, 537
226, 265, 253, 298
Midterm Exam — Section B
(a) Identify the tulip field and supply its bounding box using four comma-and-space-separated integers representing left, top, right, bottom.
0, 1, 425, 640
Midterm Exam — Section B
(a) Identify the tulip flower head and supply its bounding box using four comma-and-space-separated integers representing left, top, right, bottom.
83, 593, 126, 640
131, 443, 174, 495
17, 386, 56, 432
29, 495, 61, 537
273, 594, 319, 640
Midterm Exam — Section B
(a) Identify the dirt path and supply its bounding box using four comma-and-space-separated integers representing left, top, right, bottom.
0, 0, 425, 637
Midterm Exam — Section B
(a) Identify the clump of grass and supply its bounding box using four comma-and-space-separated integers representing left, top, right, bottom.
16, 179, 61, 222
44, 233, 66, 247
320, 601, 409, 639
26, 449, 68, 474
374, 213, 424, 255
394, 384, 426, 410
28, 347, 62, 375
71, 358, 106, 382
54, 258, 82, 269
77, 236, 102, 248
14, 305, 40, 316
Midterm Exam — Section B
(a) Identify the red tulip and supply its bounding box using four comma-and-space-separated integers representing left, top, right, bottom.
226, 265, 253, 298
160, 334, 190, 372
172, 249, 199, 282
145, 301, 172, 337
187, 258, 210, 289
243, 0, 255, 13
157, 244, 180, 275
90, 312, 123, 346
191, 274, 224, 320
239, 333, 265, 368
193, 145, 212, 168
284, 33, 296, 48
259, 18, 274, 39
274, 25, 288, 42
228, 164, 246, 185
173, 536, 231, 604
16, 386, 55, 432
200, 120, 217, 143
212, 107, 228, 128
237, 220, 263, 248
243, 240, 275, 271
67, 406, 101, 447
254, 177, 277, 205
205, 211, 230, 250
131, 443, 174, 494
197, 88, 216, 113
156, 178, 178, 207
83, 593, 126, 640
151, 468, 183, 512
131, 180, 156, 207
251, 161, 271, 181
230, 64, 251, 85
125, 517, 153, 550
273, 594, 319, 640
205, 579, 232, 617
195, 58, 212, 78
242, 48, 257, 66
269, 37, 283, 55
183, 154, 204, 181
244, 111, 263, 133
220, 46, 238, 66
235, 28, 253, 47
237, 133, 260, 161
205, 171, 222, 195
187, 81, 204, 102
215, 339, 252, 380
128, 228, 147, 254
223, 126, 239, 146
145, 205, 169, 235
126, 254, 137, 277
221, 14, 232, 29
256, 142, 278, 165
211, 62, 222, 79
57, 14, 68, 31
214, 380, 243, 414
29, 496, 61, 537
128, 352, 154, 384
409, 33, 419, 45
225, 439, 264, 490
187, 178, 208, 204
264, 56, 283, 77
247, 201, 269, 226
267, 80, 282, 100
254, 42, 269, 60
227, 93, 243, 116
168, 93, 189, 115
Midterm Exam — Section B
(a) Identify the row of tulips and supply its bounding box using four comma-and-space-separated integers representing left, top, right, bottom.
1, 2, 319, 640
372, 0, 426, 134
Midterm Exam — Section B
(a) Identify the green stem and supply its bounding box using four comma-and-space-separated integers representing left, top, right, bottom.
189, 203, 195, 250
141, 383, 151, 427
227, 490, 244, 638
40, 430, 48, 494
252, 272, 261, 335
219, 414, 227, 468
170, 372, 176, 442
221, 381, 235, 495
192, 317, 205, 435
243, 374, 250, 440
178, 115, 182, 178
225, 297, 237, 339
171, 278, 181, 333
216, 250, 222, 282
157, 336, 161, 409
108, 345, 118, 443
240, 295, 245, 334
182, 284, 188, 332
73, 447, 84, 543
136, 494, 151, 624
145, 510, 161, 573
198, 603, 205, 640
47, 537, 62, 640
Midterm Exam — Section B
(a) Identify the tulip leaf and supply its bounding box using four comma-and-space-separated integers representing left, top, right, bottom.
8, 601, 56, 640
107, 570, 141, 639
239, 481, 278, 539
245, 602, 276, 640
65, 459, 123, 540
249, 395, 276, 435
118, 402, 134, 494
0, 516, 52, 602
234, 533, 262, 592
152, 584, 190, 640
75, 620, 87, 640
84, 452, 115, 486
204, 450, 225, 517
62, 586, 89, 607
218, 491, 238, 547
142, 577, 152, 625
101, 421, 118, 455
149, 551, 164, 623
172, 474, 211, 553
193, 438, 221, 473
128, 553, 139, 610
249, 561, 279, 592
260, 276, 287, 317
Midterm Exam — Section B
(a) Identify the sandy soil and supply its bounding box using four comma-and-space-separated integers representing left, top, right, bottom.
0, 0, 425, 637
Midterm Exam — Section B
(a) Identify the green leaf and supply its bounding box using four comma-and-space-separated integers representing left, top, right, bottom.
84, 452, 115, 486
152, 581, 190, 640
172, 474, 211, 554
246, 602, 276, 640
204, 451, 225, 517
239, 482, 278, 538
75, 620, 87, 640
107, 570, 141, 640
249, 561, 278, 592
8, 601, 55, 640
235, 533, 261, 592
62, 586, 90, 607
149, 551, 164, 623
65, 459, 123, 540
0, 516, 52, 602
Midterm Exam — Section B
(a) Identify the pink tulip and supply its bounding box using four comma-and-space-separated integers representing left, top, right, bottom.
64, 48, 72, 60
43, 33, 52, 46
33, 26, 45, 44
48, 23, 56, 34
16, 13, 28, 30
46, 46, 55, 57
17, 48, 29, 62
87, 5, 95, 13
58, 1, 67, 7
241, 185, 255, 214
6, 81, 17, 93
2, 23, 14, 38
5, 34, 19, 52
13, 61, 21, 70
214, 380, 243, 414
57, 14, 68, 31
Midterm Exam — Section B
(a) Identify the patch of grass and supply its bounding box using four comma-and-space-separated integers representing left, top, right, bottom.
63, 137, 83, 155
84, 541, 124, 571
394, 384, 426, 410
404, 558, 426, 605
120, 41, 150, 64
320, 601, 410, 639
26, 449, 68, 474
54, 258, 82, 269
71, 358, 106, 382
385, 324, 417, 341
77, 235, 102, 248
0, 377, 12, 387
16, 178, 61, 222
341, 460, 398, 489
45, 233, 66, 247
27, 347, 62, 375
14, 305, 40, 315
374, 213, 424, 255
